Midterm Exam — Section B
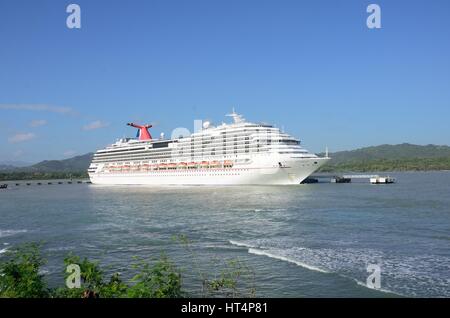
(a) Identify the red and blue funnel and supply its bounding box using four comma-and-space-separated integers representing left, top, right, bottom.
127, 123, 152, 140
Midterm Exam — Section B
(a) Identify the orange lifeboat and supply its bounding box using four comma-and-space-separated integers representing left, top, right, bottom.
200, 161, 209, 169
178, 162, 188, 169
210, 160, 220, 168
223, 160, 233, 168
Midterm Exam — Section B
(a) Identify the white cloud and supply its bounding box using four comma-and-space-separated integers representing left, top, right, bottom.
63, 150, 77, 157
83, 120, 109, 131
0, 104, 75, 115
8, 133, 36, 144
30, 119, 47, 127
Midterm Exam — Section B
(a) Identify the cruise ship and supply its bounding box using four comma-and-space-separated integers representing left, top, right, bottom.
88, 111, 330, 185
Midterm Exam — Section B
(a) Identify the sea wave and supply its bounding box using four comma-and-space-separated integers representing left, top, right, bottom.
248, 247, 329, 273
0, 229, 27, 238
229, 240, 255, 248
229, 238, 450, 297
229, 239, 328, 273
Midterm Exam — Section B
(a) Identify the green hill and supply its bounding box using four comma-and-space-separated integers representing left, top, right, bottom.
2, 144, 450, 181
0, 153, 93, 181
28, 153, 94, 172
319, 143, 450, 172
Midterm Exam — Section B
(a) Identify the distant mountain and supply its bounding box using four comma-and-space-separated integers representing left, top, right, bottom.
319, 143, 450, 172
0, 160, 33, 168
2, 143, 450, 178
0, 164, 16, 171
27, 153, 94, 172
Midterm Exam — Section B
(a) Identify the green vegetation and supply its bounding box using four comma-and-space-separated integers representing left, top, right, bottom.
0, 243, 182, 298
319, 143, 450, 172
0, 171, 88, 181
174, 234, 255, 298
319, 157, 450, 172
2, 144, 450, 180
0, 243, 49, 298
0, 153, 92, 181
0, 240, 255, 298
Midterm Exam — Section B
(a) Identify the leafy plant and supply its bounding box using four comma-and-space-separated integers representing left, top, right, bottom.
127, 255, 182, 298
172, 234, 256, 298
0, 243, 49, 298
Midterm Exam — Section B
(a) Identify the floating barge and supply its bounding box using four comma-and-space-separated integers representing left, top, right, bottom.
331, 176, 351, 183
370, 176, 396, 184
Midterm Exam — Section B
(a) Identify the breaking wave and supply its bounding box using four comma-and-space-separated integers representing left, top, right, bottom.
229, 239, 450, 297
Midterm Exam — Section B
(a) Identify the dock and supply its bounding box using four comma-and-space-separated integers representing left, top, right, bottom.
0, 180, 91, 188
305, 173, 396, 184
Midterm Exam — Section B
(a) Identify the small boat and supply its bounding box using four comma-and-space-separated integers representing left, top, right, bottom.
0, 184, 8, 189
210, 161, 221, 168
223, 160, 233, 168
200, 161, 209, 169
187, 162, 197, 168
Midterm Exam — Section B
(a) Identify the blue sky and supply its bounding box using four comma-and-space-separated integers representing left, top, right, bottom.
1, 0, 449, 163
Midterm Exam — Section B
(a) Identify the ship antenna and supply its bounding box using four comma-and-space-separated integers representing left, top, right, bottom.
226, 108, 245, 124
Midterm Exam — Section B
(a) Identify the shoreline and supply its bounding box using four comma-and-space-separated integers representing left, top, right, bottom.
2, 169, 450, 183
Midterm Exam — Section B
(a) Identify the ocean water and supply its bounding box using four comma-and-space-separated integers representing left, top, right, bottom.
1, 171, 449, 297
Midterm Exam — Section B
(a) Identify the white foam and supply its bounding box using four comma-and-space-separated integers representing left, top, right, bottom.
248, 248, 329, 273
0, 248, 7, 255
229, 240, 255, 249
229, 238, 450, 296
0, 229, 27, 238
353, 278, 401, 295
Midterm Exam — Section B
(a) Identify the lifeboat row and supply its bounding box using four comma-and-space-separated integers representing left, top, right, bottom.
104, 160, 234, 172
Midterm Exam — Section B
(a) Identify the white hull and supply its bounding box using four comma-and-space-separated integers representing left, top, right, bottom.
89, 157, 329, 185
